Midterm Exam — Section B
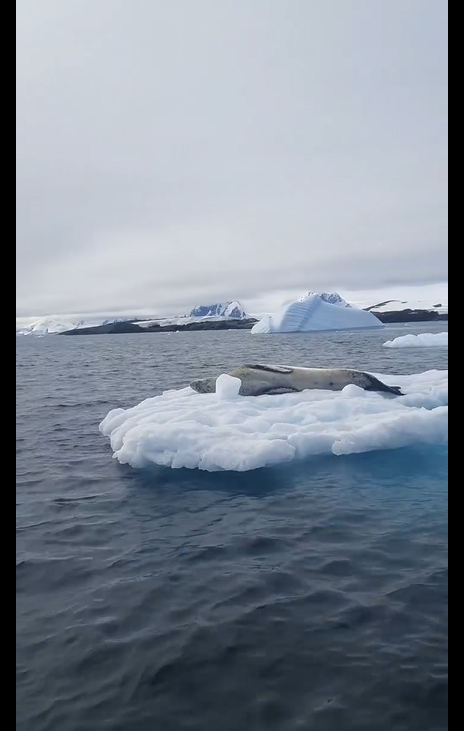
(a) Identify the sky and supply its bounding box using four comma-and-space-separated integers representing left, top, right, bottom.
16, 0, 448, 321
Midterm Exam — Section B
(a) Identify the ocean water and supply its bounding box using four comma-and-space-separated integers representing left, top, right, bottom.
16, 322, 448, 731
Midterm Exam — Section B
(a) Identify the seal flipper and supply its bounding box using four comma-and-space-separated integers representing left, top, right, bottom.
253, 386, 299, 396
364, 373, 404, 396
383, 385, 403, 396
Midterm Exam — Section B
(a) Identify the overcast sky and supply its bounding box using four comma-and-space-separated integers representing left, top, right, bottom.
16, 0, 448, 319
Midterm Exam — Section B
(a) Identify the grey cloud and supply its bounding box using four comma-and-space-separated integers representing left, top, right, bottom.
16, 0, 448, 318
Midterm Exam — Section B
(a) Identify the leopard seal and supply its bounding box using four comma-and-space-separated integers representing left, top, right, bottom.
189, 363, 403, 397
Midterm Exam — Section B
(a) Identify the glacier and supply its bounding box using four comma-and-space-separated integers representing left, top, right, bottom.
251, 292, 383, 334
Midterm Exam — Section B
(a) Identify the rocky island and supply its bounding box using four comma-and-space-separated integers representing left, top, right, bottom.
61, 317, 259, 335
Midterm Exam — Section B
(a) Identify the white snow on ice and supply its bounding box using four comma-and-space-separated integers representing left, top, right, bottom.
99, 369, 448, 472
384, 332, 448, 348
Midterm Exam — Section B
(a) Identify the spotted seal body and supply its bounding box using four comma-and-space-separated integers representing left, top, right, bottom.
189, 363, 403, 397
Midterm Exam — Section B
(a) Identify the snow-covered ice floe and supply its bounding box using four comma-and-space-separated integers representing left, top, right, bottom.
99, 369, 448, 472
383, 332, 448, 348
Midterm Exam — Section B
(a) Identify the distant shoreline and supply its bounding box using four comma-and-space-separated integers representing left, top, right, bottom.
61, 310, 448, 335
371, 310, 448, 324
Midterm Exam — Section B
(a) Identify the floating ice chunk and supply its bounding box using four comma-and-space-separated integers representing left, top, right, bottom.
384, 332, 448, 348
215, 373, 241, 400
99, 369, 448, 472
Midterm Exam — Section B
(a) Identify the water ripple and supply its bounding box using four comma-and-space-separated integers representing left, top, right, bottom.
16, 328, 448, 730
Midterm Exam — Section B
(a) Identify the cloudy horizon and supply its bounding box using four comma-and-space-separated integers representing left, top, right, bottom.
15, 280, 448, 330
16, 0, 448, 321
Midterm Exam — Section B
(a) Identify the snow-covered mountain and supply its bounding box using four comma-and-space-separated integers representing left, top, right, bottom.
251, 292, 383, 334
16, 317, 128, 336
366, 297, 448, 314
340, 283, 448, 315
136, 301, 249, 328
189, 301, 247, 319
16, 318, 87, 336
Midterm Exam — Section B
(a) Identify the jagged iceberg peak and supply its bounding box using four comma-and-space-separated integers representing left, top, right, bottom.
189, 301, 247, 319
298, 292, 351, 307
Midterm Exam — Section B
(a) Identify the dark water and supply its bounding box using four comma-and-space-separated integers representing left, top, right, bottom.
16, 322, 448, 731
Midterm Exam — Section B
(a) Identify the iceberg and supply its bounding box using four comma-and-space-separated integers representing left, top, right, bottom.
251, 292, 383, 334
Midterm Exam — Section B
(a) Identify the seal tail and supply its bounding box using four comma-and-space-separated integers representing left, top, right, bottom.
382, 384, 403, 396
365, 374, 404, 396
